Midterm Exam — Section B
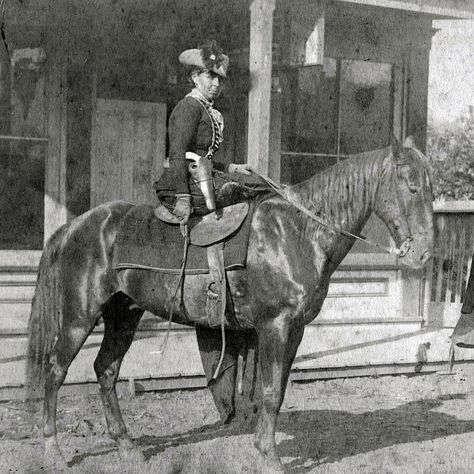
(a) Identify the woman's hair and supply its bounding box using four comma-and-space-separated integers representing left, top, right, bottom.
188, 68, 204, 86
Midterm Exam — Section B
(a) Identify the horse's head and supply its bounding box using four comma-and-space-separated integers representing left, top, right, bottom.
374, 136, 434, 270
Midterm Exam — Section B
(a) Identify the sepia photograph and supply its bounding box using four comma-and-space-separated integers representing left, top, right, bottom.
0, 0, 473, 472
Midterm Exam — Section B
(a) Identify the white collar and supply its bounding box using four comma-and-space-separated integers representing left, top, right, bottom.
189, 88, 214, 107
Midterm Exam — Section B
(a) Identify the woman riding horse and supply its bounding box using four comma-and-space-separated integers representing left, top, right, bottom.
26, 69, 435, 472
154, 40, 251, 223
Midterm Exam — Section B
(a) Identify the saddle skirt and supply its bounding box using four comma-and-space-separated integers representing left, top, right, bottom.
112, 201, 257, 274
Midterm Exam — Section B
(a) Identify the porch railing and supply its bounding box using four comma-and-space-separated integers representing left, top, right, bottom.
425, 202, 474, 327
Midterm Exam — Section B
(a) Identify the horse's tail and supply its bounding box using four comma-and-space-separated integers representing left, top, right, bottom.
25, 227, 65, 401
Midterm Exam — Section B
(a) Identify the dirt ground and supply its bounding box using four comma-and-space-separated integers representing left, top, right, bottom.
3, 366, 474, 474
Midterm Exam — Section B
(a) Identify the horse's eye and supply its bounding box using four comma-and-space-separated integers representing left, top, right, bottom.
408, 185, 419, 195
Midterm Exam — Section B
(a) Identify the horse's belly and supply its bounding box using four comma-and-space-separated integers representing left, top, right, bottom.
120, 269, 254, 330
182, 274, 255, 329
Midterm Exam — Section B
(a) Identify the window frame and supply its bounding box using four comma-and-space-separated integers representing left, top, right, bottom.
281, 56, 399, 164
280, 56, 406, 266
0, 42, 68, 262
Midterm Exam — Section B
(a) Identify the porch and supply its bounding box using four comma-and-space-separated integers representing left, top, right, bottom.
0, 0, 473, 396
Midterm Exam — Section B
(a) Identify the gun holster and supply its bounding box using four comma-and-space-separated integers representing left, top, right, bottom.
186, 152, 216, 212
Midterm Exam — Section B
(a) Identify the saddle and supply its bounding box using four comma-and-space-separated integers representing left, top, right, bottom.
149, 173, 271, 327
154, 202, 249, 247
113, 200, 262, 327
185, 203, 250, 329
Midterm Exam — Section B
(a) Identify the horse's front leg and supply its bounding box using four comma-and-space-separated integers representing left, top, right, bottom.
254, 314, 304, 473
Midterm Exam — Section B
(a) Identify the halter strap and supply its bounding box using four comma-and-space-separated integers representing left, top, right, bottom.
392, 156, 415, 256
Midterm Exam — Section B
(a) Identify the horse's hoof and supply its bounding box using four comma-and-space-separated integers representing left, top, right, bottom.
260, 456, 285, 474
117, 439, 146, 465
44, 437, 69, 471
45, 456, 69, 472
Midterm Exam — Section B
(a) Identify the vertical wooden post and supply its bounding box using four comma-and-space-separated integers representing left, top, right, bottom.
289, 0, 326, 67
401, 19, 433, 322
269, 90, 282, 182
0, 42, 10, 137
44, 52, 68, 243
247, 0, 276, 177
406, 18, 433, 152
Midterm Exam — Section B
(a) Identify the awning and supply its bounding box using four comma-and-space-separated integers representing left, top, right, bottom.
335, 0, 474, 19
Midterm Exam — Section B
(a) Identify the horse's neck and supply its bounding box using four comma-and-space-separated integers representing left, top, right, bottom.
288, 150, 385, 241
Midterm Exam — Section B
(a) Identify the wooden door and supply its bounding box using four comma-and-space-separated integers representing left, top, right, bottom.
90, 99, 166, 207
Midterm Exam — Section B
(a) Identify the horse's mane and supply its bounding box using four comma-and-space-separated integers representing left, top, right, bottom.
288, 147, 391, 232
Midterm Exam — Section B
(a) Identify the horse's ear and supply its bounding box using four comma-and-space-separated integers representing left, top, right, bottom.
403, 136, 417, 149
391, 134, 403, 161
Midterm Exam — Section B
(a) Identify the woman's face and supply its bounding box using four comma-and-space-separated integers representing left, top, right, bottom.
192, 69, 223, 101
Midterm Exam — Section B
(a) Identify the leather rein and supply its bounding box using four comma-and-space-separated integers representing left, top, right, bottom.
249, 169, 412, 258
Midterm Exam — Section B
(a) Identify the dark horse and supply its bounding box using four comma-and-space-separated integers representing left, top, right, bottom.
26, 138, 434, 472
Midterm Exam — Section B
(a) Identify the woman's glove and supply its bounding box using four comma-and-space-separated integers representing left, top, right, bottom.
173, 194, 192, 224
228, 163, 252, 175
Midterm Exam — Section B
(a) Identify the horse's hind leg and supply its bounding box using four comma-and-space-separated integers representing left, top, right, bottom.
93, 293, 144, 464
43, 316, 97, 469
254, 316, 305, 474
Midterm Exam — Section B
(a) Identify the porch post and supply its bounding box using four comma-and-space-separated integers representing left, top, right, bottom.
247, 0, 276, 177
405, 17, 433, 152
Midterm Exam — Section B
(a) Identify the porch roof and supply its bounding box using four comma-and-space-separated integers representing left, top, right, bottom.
335, 0, 474, 19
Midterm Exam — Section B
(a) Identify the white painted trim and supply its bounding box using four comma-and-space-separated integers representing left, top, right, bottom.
0, 251, 41, 268
340, 252, 398, 267
433, 201, 474, 213
44, 55, 68, 243
334, 0, 474, 19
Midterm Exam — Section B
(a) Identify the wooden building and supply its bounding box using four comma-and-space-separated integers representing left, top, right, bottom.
1, 0, 473, 397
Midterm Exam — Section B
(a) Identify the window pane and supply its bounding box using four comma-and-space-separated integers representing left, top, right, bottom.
0, 46, 46, 250
0, 47, 47, 138
0, 141, 45, 249
339, 60, 392, 154
283, 58, 338, 154
281, 58, 339, 184
339, 61, 393, 253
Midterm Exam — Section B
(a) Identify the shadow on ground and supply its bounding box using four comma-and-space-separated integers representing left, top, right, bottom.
120, 394, 474, 473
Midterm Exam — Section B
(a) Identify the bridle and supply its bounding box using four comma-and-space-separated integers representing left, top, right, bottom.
391, 159, 414, 258
391, 144, 432, 258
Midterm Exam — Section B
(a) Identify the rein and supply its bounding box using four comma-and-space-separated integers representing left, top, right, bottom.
249, 171, 411, 258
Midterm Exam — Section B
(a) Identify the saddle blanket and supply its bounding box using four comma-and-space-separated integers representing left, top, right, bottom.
112, 202, 255, 274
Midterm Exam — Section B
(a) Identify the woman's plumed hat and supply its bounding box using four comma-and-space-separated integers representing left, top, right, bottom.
179, 40, 229, 78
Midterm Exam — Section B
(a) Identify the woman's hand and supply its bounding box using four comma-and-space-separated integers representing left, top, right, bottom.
228, 163, 252, 175
173, 194, 192, 224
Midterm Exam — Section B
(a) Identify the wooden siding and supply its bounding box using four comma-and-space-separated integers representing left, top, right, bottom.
90, 99, 166, 207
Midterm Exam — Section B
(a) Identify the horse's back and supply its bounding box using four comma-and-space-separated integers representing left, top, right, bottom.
41, 201, 134, 280
46, 201, 131, 245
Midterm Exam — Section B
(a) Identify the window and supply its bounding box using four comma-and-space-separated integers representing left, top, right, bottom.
339, 60, 392, 155
281, 58, 397, 254
0, 46, 47, 250
281, 58, 394, 184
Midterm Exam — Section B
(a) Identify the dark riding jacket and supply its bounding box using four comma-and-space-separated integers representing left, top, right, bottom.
162, 96, 228, 195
